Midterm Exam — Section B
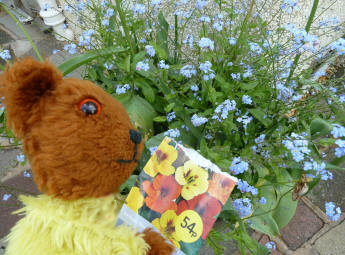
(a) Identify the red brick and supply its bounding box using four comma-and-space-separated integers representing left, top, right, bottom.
280, 200, 323, 250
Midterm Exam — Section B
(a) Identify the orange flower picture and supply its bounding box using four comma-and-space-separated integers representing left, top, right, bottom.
143, 174, 181, 214
208, 173, 236, 205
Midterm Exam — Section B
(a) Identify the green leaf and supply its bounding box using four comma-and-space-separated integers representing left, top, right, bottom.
153, 116, 167, 122
58, 47, 128, 76
310, 118, 332, 137
117, 55, 131, 73
164, 103, 175, 112
250, 209, 280, 237
88, 68, 97, 80
319, 138, 336, 147
240, 81, 258, 90
134, 78, 155, 103
157, 12, 169, 56
249, 108, 271, 127
330, 155, 345, 166
120, 175, 138, 192
119, 95, 157, 133
145, 133, 166, 149
131, 51, 146, 71
272, 169, 298, 229
325, 163, 345, 171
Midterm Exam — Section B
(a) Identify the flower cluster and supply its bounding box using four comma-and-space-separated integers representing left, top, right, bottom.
191, 114, 208, 127
229, 157, 249, 175
282, 133, 310, 162
303, 160, 332, 181
180, 64, 196, 78
64, 43, 77, 55
0, 49, 11, 61
233, 198, 252, 218
145, 45, 156, 57
331, 124, 345, 138
115, 84, 130, 95
212, 99, 236, 121
136, 60, 150, 71
198, 38, 214, 51
164, 128, 180, 138
325, 202, 342, 221
280, 0, 298, 14
199, 61, 215, 81
330, 38, 345, 55
132, 3, 145, 15
158, 60, 169, 69
237, 179, 258, 195
167, 112, 176, 122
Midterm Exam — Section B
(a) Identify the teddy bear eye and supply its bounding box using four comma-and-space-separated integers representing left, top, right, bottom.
78, 98, 101, 116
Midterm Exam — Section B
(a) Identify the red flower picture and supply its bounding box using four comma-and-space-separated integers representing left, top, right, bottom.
143, 174, 181, 214
177, 193, 222, 239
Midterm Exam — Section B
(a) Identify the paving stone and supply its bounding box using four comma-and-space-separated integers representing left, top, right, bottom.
0, 148, 22, 180
307, 169, 345, 216
280, 200, 323, 251
0, 169, 40, 239
23, 33, 64, 59
294, 247, 320, 255
258, 235, 283, 255
313, 220, 345, 255
0, 28, 12, 44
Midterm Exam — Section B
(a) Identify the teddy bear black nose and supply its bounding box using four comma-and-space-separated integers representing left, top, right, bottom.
129, 129, 141, 144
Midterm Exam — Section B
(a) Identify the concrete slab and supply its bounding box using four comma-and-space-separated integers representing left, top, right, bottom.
280, 200, 324, 251
313, 219, 345, 255
0, 15, 43, 41
22, 33, 64, 59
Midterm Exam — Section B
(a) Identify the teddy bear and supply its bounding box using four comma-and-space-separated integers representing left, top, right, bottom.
0, 57, 175, 255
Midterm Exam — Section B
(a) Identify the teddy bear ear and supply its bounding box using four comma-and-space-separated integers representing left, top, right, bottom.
0, 57, 63, 138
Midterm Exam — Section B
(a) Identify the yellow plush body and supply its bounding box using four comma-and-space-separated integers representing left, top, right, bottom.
5, 194, 149, 255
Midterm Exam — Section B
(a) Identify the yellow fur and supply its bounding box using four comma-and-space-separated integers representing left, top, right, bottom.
5, 194, 149, 255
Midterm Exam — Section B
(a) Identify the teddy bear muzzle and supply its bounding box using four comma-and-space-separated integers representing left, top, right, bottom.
117, 129, 142, 164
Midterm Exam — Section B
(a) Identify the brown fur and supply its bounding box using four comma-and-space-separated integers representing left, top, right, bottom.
0, 57, 143, 200
142, 229, 175, 255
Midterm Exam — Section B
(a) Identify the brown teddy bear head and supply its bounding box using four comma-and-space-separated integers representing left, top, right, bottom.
0, 57, 143, 200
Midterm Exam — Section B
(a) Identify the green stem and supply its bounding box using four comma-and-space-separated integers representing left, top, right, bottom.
1, 3, 43, 62
114, 0, 135, 56
174, 15, 178, 63
231, 0, 255, 62
285, 0, 320, 85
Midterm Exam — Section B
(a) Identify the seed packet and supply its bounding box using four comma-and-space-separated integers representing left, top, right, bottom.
116, 137, 237, 255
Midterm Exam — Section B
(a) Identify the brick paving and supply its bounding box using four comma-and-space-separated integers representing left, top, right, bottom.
280, 200, 324, 250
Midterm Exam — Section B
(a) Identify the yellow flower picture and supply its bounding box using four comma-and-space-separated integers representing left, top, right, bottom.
144, 138, 178, 177
175, 160, 209, 200
126, 187, 144, 214
152, 210, 181, 249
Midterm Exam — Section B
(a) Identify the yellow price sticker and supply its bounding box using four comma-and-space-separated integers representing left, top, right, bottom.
175, 210, 203, 243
